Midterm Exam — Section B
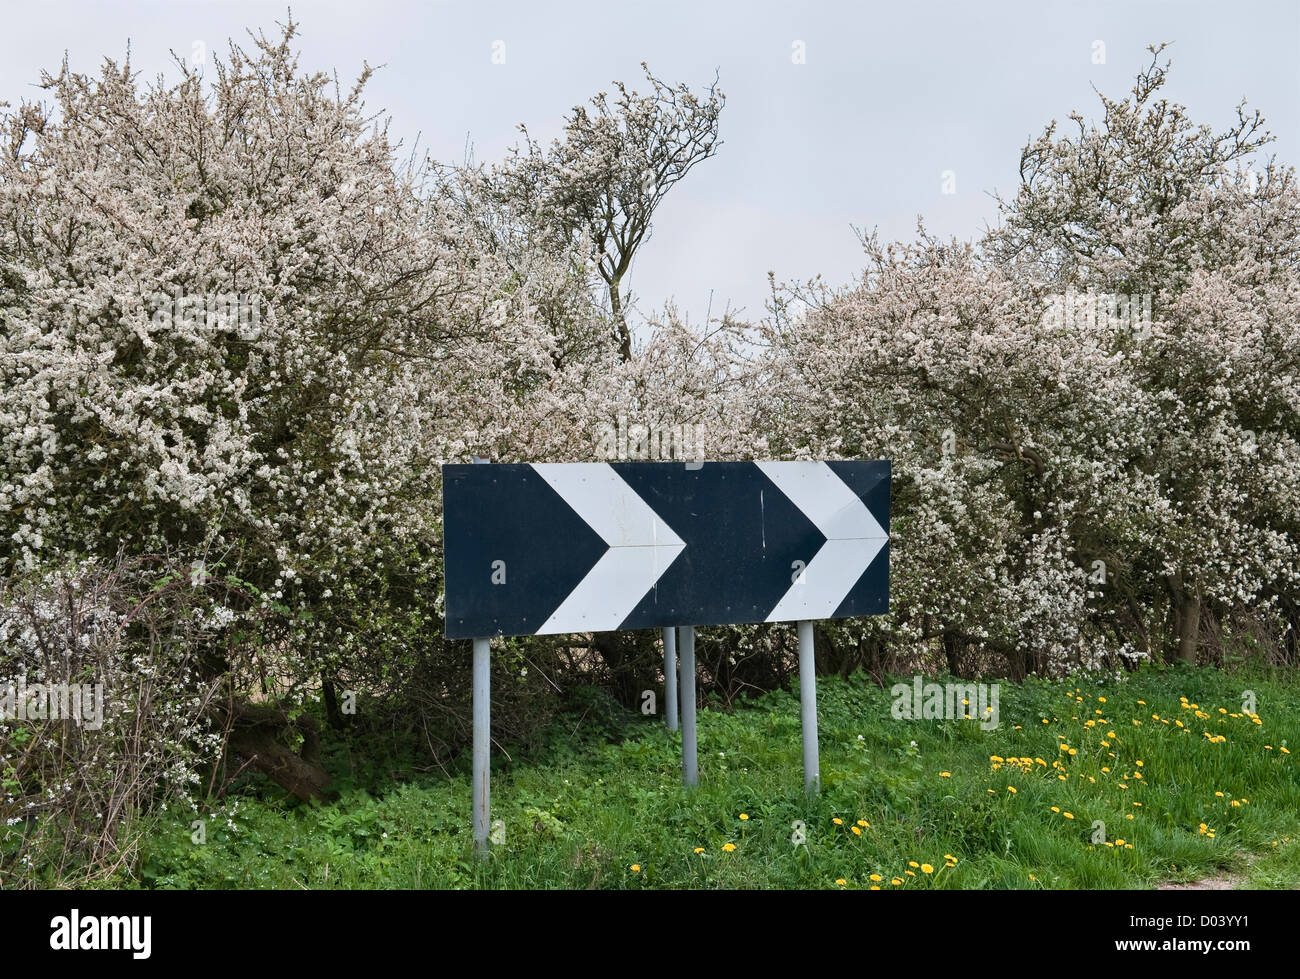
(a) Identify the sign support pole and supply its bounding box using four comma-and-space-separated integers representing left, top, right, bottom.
680, 625, 698, 786
470, 455, 492, 856
663, 626, 678, 732
797, 619, 820, 793
472, 636, 491, 854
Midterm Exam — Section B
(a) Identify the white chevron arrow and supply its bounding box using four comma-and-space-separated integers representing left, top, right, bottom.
756, 461, 888, 622
532, 463, 686, 634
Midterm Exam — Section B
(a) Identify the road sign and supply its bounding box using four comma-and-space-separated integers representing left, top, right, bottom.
442, 460, 889, 639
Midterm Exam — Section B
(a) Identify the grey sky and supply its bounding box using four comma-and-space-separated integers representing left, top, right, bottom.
4, 0, 1297, 327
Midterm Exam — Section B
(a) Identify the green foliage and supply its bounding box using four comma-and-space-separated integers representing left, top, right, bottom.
124, 666, 1300, 890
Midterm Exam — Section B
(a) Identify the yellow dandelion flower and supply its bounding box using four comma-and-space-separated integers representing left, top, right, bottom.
939, 771, 951, 778
835, 878, 846, 886
921, 864, 934, 874
722, 843, 736, 852
739, 813, 749, 821
631, 864, 641, 872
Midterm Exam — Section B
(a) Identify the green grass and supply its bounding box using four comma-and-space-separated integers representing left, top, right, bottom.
133, 664, 1300, 889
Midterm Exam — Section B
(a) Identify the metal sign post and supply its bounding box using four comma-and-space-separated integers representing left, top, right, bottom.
797, 620, 819, 792
663, 626, 679, 732
472, 636, 491, 851
442, 460, 889, 813
470, 456, 491, 857
680, 625, 697, 785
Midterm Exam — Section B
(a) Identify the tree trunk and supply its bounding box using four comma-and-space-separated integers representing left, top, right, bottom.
942, 632, 961, 677
590, 630, 655, 707
609, 280, 632, 361
222, 701, 332, 801
322, 675, 344, 730
1176, 598, 1200, 664
857, 633, 885, 683
1166, 572, 1200, 664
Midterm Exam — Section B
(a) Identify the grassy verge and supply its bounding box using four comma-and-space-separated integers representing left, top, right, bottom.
134, 664, 1300, 889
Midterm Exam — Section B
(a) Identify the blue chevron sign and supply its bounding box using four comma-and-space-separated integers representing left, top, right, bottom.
442, 461, 890, 639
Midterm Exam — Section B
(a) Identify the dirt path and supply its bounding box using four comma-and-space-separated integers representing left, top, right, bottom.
1157, 872, 1245, 890
1157, 851, 1251, 890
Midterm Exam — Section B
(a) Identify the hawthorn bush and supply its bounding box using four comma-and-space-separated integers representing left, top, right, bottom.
760, 47, 1300, 676
0, 21, 751, 826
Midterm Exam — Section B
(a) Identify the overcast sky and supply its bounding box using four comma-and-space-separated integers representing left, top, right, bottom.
4, 0, 1297, 327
